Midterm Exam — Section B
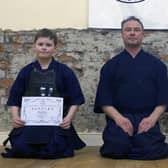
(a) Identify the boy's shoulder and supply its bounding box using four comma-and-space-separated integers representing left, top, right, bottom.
20, 59, 75, 76
52, 58, 74, 73
19, 62, 34, 74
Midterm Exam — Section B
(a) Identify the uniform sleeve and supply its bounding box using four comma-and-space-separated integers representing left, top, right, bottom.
62, 66, 85, 105
156, 63, 168, 107
7, 69, 27, 107
94, 62, 115, 113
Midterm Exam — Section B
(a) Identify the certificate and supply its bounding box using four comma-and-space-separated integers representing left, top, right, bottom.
20, 97, 63, 126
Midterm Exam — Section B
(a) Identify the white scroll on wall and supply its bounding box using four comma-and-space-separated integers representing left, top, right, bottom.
89, 0, 168, 29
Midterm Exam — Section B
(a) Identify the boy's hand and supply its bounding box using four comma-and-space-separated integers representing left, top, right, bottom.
59, 116, 72, 129
12, 116, 25, 128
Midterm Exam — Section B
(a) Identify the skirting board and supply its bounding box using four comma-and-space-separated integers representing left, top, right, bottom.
0, 132, 103, 146
0, 131, 167, 146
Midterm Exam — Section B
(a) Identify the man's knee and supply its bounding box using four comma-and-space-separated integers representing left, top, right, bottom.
100, 139, 131, 158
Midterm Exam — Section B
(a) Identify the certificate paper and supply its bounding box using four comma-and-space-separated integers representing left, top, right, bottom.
21, 97, 63, 126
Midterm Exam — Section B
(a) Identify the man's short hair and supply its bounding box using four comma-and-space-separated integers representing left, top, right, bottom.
121, 16, 144, 30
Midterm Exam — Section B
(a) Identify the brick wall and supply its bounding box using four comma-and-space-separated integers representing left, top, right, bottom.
0, 29, 168, 134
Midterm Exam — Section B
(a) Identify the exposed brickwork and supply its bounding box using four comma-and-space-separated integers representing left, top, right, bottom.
0, 79, 13, 88
0, 29, 168, 133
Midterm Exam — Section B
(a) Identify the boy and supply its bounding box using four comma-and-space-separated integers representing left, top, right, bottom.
2, 28, 85, 159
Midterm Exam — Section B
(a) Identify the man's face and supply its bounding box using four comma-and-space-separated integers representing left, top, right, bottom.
121, 20, 144, 48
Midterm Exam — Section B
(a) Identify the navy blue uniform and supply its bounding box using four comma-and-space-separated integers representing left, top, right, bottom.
2, 58, 85, 159
94, 49, 168, 160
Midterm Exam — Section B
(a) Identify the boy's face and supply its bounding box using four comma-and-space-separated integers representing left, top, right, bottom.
34, 37, 56, 59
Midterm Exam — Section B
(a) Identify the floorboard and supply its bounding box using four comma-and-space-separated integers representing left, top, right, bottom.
0, 146, 168, 168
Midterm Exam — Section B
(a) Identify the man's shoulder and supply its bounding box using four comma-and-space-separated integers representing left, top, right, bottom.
101, 53, 122, 73
142, 50, 167, 70
105, 52, 122, 65
142, 49, 158, 59
143, 50, 164, 63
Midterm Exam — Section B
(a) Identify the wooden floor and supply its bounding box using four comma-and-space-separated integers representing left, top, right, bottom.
0, 146, 168, 168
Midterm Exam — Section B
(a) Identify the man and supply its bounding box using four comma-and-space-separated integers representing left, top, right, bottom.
94, 16, 168, 160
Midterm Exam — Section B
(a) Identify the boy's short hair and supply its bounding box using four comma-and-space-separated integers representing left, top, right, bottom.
121, 16, 144, 30
34, 28, 57, 46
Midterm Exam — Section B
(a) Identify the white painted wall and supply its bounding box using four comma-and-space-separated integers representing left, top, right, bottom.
0, 0, 88, 30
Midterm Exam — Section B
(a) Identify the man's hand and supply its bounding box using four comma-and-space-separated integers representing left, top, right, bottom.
138, 105, 166, 134
102, 106, 134, 136
138, 116, 156, 134
115, 115, 134, 136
